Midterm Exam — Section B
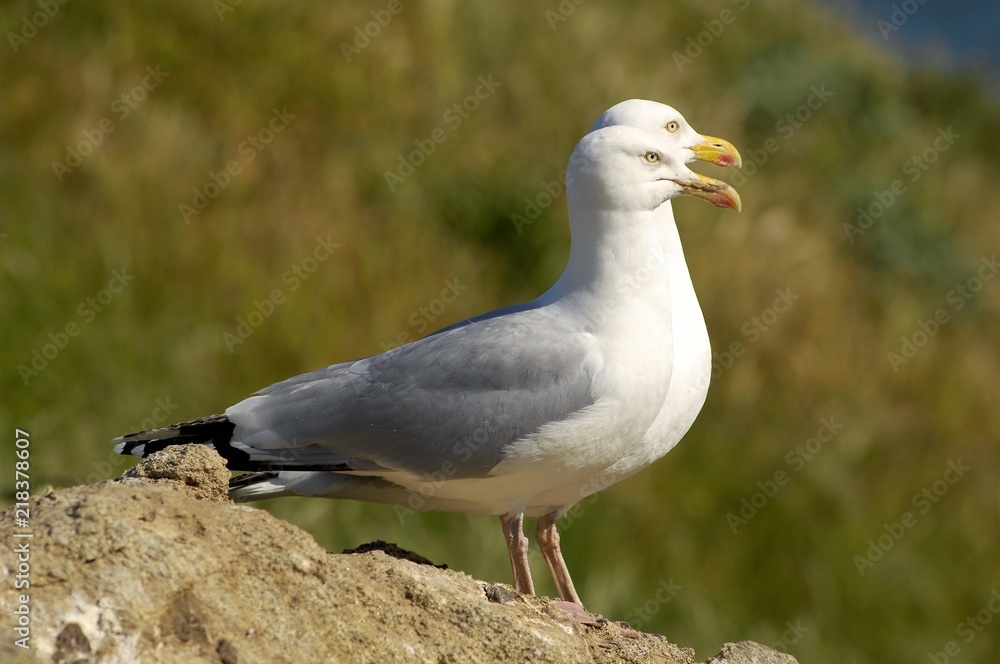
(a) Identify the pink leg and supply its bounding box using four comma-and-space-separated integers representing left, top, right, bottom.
536, 511, 582, 604
499, 512, 535, 595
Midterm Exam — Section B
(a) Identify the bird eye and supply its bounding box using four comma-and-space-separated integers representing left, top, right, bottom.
643, 151, 660, 164
665, 121, 680, 133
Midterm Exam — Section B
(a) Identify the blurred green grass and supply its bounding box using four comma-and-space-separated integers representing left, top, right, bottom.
2, 1, 999, 661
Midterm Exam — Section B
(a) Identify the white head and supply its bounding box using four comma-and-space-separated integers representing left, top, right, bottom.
591, 99, 742, 169
566, 101, 742, 215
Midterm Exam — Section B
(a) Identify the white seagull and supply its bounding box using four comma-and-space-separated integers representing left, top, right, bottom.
114, 99, 742, 605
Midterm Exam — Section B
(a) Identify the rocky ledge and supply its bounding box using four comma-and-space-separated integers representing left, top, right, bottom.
1, 446, 797, 663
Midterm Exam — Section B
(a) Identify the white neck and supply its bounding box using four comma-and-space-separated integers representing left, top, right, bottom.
654, 203, 701, 316
540, 200, 681, 316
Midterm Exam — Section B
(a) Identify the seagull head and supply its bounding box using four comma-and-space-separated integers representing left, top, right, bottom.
567, 118, 742, 214
591, 99, 743, 169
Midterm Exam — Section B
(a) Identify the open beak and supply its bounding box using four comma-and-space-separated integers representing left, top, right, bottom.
668, 174, 743, 211
691, 134, 743, 168
676, 133, 742, 210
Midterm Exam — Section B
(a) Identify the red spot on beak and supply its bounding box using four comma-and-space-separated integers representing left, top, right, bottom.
710, 193, 738, 209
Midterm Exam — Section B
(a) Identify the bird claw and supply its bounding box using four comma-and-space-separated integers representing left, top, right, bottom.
551, 600, 603, 626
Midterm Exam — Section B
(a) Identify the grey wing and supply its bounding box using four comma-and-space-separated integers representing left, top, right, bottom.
224, 305, 598, 479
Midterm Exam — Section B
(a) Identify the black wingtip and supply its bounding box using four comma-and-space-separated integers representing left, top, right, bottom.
112, 414, 236, 459
229, 471, 279, 491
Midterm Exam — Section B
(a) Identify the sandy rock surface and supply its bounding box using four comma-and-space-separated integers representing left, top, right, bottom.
1, 447, 797, 663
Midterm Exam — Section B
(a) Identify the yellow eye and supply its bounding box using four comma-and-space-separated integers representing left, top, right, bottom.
665, 121, 680, 133
643, 151, 660, 164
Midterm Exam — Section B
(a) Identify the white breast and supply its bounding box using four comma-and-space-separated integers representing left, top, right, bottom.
566, 212, 710, 498
612, 215, 711, 476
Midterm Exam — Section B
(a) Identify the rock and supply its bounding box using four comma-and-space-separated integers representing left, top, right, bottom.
118, 445, 231, 502
705, 641, 799, 664
0, 446, 798, 663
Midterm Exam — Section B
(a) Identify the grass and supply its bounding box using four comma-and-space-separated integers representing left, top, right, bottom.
2, 1, 999, 661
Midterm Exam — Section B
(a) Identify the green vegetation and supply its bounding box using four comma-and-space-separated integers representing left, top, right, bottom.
3, 1, 998, 661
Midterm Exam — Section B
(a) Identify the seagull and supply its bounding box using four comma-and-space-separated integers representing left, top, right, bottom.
113, 99, 742, 605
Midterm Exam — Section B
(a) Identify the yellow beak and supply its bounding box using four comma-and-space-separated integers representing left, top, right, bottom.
676, 133, 743, 211
691, 134, 743, 169
668, 174, 743, 212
